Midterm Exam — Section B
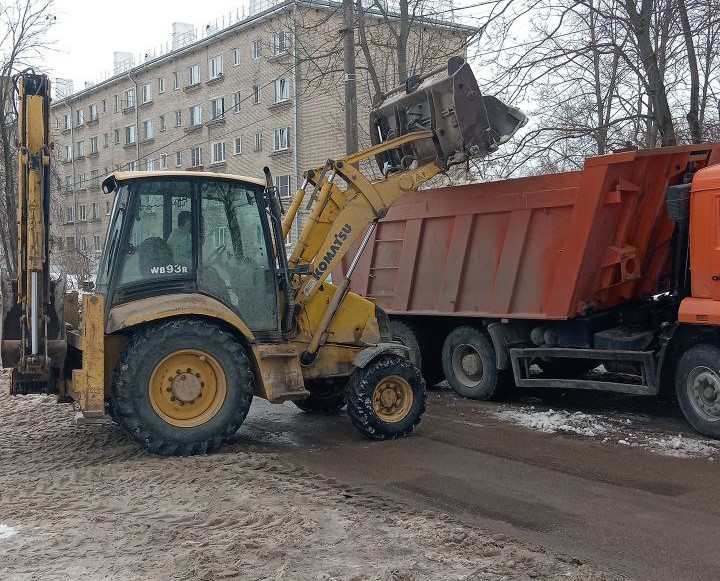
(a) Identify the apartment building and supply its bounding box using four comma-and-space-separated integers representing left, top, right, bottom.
50, 0, 471, 261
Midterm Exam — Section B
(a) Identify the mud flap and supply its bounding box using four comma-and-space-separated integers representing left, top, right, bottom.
352, 342, 410, 369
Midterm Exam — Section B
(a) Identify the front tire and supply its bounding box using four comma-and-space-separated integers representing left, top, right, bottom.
111, 319, 254, 455
675, 344, 720, 438
441, 326, 508, 400
347, 355, 426, 440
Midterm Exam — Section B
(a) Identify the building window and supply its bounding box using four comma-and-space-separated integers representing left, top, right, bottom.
173, 71, 179, 90
175, 150, 183, 167
125, 124, 136, 144
254, 133, 262, 151
211, 97, 224, 120
114, 129, 120, 145
233, 91, 241, 113
190, 146, 202, 167
143, 119, 153, 140
275, 174, 291, 198
89, 103, 98, 121
273, 127, 290, 151
159, 114, 166, 131
92, 201, 101, 218
65, 175, 73, 191
80, 236, 87, 251
128, 160, 138, 171
253, 85, 261, 104
64, 145, 72, 161
65, 236, 75, 250
146, 157, 156, 170
93, 235, 102, 252
214, 226, 228, 248
209, 55, 223, 79
106, 201, 111, 214
114, 93, 120, 113
158, 77, 165, 94
90, 136, 98, 154
141, 83, 152, 103
66, 206, 75, 223
212, 141, 225, 164
91, 170, 100, 188
101, 99, 107, 114
233, 48, 241, 66
78, 173, 86, 189
76, 109, 84, 126
63, 114, 72, 130
234, 136, 242, 155
78, 204, 87, 221
273, 30, 289, 55
124, 87, 135, 108
189, 104, 202, 126
75, 140, 85, 157
160, 153, 168, 169
175, 110, 182, 127
103, 133, 109, 148
274, 78, 289, 103
188, 64, 199, 86
251, 39, 262, 59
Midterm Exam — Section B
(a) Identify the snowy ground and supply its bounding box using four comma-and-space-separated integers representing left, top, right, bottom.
0, 371, 626, 581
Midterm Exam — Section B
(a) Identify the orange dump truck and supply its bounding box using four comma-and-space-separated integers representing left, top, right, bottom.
341, 144, 720, 437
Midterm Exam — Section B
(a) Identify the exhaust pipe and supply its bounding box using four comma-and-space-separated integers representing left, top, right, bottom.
370, 57, 527, 172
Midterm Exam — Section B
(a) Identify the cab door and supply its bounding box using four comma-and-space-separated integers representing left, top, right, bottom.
689, 166, 720, 300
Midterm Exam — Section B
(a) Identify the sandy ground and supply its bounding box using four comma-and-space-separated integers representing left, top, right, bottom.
0, 371, 627, 581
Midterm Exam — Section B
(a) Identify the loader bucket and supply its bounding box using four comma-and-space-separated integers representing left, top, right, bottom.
370, 57, 527, 172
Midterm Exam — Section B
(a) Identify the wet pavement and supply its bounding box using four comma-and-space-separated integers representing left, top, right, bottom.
229, 386, 720, 581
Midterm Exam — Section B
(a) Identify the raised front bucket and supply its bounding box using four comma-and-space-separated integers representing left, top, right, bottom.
369, 57, 527, 172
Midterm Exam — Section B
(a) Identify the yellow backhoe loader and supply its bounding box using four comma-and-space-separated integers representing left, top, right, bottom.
1, 58, 525, 455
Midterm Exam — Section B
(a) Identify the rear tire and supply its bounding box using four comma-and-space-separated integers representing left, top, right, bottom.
390, 319, 444, 387
347, 355, 426, 440
441, 326, 507, 400
675, 344, 720, 438
111, 319, 254, 455
294, 380, 346, 414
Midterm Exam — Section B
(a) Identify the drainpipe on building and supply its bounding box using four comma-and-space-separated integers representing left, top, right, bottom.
127, 71, 140, 168
292, 0, 301, 243
63, 99, 79, 248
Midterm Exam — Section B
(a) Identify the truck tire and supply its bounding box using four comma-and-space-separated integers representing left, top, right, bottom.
111, 319, 254, 456
442, 326, 507, 400
347, 355, 426, 440
390, 319, 444, 388
675, 344, 720, 438
294, 380, 346, 414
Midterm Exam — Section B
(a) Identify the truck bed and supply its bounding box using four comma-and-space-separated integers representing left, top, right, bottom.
343, 144, 720, 320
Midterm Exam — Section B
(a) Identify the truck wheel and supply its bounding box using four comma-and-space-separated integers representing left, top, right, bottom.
111, 319, 254, 456
390, 319, 444, 388
442, 326, 506, 400
675, 345, 720, 438
347, 355, 426, 440
294, 380, 346, 414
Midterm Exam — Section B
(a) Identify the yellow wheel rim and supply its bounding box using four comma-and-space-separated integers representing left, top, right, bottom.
371, 375, 413, 423
149, 349, 227, 428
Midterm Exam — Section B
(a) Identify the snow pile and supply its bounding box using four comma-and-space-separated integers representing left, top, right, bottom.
497, 408, 612, 437
494, 406, 720, 459
0, 525, 18, 540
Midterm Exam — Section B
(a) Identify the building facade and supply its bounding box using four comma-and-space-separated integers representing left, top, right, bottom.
50, 0, 470, 267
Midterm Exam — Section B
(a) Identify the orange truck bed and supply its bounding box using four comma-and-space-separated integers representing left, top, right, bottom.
343, 144, 720, 320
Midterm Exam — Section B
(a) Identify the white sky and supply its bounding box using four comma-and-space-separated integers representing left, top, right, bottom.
45, 0, 246, 89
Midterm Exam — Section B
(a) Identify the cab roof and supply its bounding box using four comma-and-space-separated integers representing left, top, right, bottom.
104, 170, 266, 190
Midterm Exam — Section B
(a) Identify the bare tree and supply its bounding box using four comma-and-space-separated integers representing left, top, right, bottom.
470, 0, 720, 176
0, 0, 55, 278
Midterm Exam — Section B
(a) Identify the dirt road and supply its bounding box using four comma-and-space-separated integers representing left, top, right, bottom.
229, 388, 719, 581
0, 372, 623, 581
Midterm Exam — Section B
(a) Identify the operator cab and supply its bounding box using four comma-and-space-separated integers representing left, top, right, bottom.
98, 171, 281, 334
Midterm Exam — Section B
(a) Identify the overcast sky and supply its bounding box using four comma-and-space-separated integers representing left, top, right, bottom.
46, 0, 246, 89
